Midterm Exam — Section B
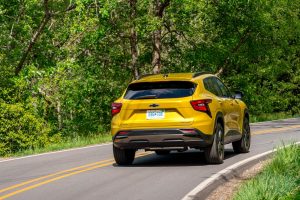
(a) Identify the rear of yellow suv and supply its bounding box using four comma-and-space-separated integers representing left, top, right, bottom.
111, 73, 250, 165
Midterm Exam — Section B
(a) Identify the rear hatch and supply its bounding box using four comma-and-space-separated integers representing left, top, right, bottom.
119, 81, 197, 129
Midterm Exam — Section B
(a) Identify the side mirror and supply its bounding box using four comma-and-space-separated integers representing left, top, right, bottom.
234, 91, 244, 99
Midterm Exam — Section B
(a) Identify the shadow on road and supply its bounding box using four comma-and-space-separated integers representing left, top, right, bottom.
113, 148, 238, 167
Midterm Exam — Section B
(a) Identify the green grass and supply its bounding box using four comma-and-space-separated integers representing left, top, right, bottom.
10, 134, 112, 157
251, 112, 299, 123
233, 144, 300, 200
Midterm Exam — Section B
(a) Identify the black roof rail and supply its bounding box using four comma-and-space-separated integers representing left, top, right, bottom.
192, 72, 213, 78
138, 74, 155, 80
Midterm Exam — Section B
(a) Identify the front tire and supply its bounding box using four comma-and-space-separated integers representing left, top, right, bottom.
204, 123, 224, 164
232, 117, 251, 153
113, 146, 135, 165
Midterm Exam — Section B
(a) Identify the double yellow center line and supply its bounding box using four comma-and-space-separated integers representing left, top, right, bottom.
0, 152, 151, 199
253, 124, 300, 135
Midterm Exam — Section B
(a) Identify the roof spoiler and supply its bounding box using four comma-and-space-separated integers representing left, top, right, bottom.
193, 72, 213, 78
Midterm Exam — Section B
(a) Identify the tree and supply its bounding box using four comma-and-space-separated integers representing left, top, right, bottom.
152, 0, 170, 74
0, 0, 299, 155
129, 0, 140, 79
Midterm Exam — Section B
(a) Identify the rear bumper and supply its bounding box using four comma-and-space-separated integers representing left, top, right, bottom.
113, 129, 214, 149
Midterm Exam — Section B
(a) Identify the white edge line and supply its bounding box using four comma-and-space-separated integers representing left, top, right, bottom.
181, 141, 300, 200
250, 117, 299, 125
0, 143, 112, 163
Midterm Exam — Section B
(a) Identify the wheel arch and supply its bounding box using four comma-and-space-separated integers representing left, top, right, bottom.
244, 109, 250, 121
215, 112, 224, 130
243, 109, 250, 133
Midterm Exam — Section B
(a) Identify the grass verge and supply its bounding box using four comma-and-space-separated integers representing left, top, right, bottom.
10, 134, 112, 157
251, 112, 299, 123
233, 144, 300, 200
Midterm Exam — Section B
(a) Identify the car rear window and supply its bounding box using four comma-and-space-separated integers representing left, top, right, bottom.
124, 81, 196, 99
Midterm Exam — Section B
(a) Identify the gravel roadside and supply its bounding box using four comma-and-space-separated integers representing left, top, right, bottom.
206, 159, 270, 200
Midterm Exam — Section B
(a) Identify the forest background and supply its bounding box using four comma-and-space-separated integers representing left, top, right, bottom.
0, 0, 299, 156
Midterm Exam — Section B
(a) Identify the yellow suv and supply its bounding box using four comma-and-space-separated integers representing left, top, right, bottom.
111, 73, 250, 165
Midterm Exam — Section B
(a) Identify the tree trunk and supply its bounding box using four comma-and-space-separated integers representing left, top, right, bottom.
56, 99, 62, 131
152, 0, 170, 74
15, 0, 51, 76
152, 29, 162, 74
129, 0, 139, 79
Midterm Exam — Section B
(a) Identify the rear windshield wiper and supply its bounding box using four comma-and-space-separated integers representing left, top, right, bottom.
134, 95, 157, 99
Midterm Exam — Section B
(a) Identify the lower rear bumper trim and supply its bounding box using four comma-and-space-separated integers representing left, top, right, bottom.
113, 128, 213, 149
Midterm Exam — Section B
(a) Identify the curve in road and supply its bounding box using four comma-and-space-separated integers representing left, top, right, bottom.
0, 118, 299, 200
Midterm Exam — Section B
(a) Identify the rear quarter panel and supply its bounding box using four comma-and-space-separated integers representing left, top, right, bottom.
191, 80, 219, 135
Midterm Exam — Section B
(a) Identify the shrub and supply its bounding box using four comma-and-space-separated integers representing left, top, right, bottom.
0, 102, 56, 156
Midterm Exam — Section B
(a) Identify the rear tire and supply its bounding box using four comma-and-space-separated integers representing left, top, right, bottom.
155, 150, 170, 155
232, 117, 251, 153
204, 123, 224, 164
113, 146, 135, 165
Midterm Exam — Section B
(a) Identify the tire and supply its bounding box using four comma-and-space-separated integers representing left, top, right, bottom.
232, 117, 251, 153
204, 123, 224, 164
113, 146, 135, 165
155, 150, 170, 155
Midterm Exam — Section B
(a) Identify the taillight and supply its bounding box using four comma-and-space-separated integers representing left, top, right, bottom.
111, 103, 122, 116
190, 99, 212, 117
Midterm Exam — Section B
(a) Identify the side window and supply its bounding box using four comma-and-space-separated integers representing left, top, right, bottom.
203, 77, 222, 97
210, 77, 223, 97
203, 78, 212, 94
214, 78, 231, 98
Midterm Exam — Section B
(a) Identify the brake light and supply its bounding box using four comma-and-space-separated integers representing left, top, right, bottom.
190, 99, 212, 117
111, 103, 122, 116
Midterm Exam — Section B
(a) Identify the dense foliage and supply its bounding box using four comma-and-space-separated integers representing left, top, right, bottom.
0, 0, 299, 155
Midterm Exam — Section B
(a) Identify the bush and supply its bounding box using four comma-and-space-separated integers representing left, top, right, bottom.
0, 102, 58, 156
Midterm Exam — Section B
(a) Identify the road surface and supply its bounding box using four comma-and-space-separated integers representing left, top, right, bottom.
0, 118, 299, 200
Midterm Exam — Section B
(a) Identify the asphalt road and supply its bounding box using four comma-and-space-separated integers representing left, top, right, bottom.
0, 118, 300, 200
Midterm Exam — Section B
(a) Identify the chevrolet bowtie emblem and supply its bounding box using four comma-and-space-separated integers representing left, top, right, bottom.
149, 104, 159, 107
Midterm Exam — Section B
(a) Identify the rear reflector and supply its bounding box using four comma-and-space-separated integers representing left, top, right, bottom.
118, 131, 128, 135
111, 102, 122, 116
115, 131, 129, 139
180, 129, 197, 134
190, 99, 212, 117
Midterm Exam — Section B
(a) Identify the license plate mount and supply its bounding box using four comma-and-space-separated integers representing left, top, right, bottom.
146, 110, 165, 120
